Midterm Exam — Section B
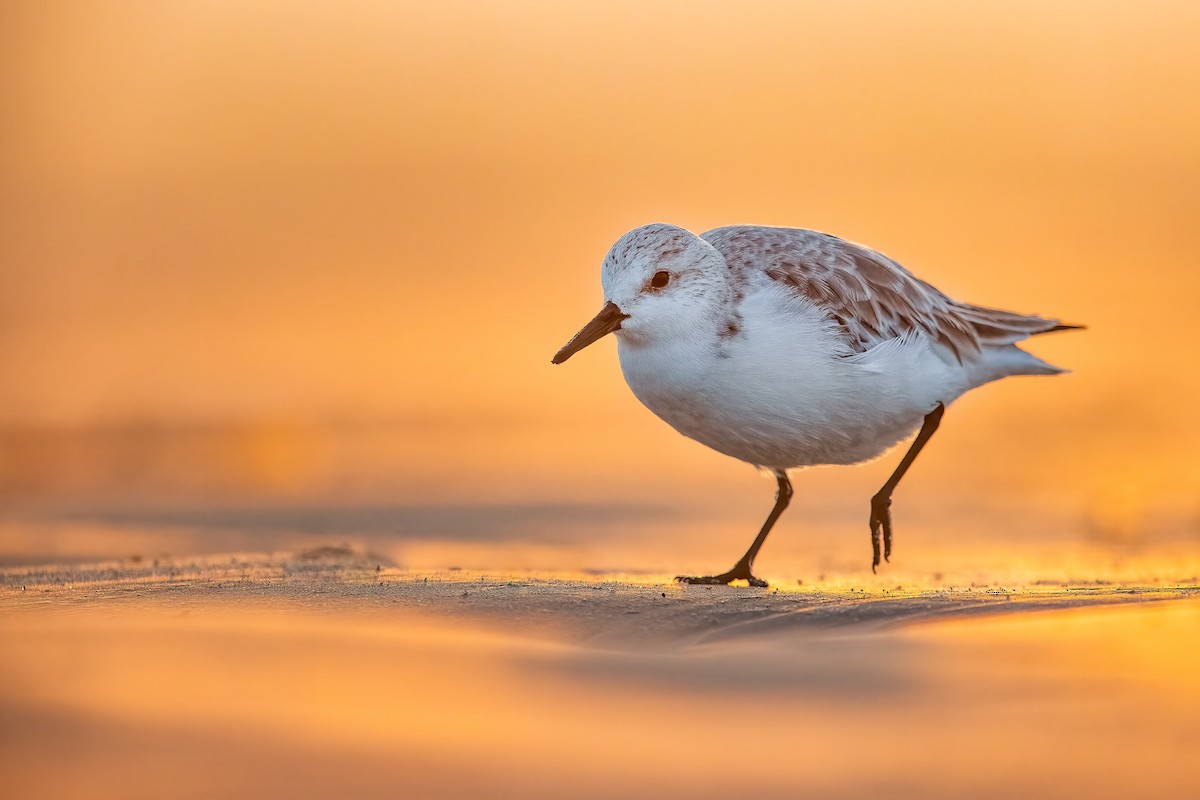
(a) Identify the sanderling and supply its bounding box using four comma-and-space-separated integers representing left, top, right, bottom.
553, 223, 1081, 586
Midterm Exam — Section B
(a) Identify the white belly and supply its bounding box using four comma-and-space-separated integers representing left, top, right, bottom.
617, 301, 965, 469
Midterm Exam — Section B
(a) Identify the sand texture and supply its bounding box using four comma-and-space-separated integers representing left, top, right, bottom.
3, 550, 1198, 800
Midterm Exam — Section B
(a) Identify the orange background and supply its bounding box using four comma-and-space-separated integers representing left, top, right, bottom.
1, 1, 1197, 554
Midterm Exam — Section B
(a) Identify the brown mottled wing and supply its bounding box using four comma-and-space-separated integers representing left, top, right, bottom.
702, 225, 1060, 361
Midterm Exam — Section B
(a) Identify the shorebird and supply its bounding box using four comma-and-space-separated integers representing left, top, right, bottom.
552, 224, 1080, 586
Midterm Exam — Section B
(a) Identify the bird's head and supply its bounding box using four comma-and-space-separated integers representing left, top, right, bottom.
552, 223, 726, 364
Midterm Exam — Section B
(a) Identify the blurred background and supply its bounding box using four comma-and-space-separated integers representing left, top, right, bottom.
1, 0, 1197, 579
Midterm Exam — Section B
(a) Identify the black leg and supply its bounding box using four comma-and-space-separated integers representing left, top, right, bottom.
870, 402, 945, 572
677, 470, 793, 588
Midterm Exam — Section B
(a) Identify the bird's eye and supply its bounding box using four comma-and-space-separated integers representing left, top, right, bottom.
650, 271, 671, 289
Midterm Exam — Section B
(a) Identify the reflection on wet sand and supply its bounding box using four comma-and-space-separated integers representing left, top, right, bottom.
2, 555, 1197, 799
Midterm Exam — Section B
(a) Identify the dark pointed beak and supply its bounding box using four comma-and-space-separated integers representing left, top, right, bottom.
552, 301, 629, 364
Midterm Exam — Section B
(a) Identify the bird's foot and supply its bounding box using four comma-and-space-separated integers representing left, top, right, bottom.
676, 564, 768, 588
869, 492, 893, 573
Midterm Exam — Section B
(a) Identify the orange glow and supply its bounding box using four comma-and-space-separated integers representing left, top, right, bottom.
4, 7, 1199, 797
0, 3, 1197, 570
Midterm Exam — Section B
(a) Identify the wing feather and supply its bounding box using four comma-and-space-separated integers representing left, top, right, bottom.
702, 225, 1064, 362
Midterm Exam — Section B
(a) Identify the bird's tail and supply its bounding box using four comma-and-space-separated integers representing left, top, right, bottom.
964, 344, 1065, 386
1038, 323, 1087, 335
957, 306, 1084, 383
954, 302, 1085, 346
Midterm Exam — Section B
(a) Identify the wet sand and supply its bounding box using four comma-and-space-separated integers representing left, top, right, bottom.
2, 550, 1198, 799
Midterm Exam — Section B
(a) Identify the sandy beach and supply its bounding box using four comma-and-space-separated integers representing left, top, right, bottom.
3, 548, 1198, 799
